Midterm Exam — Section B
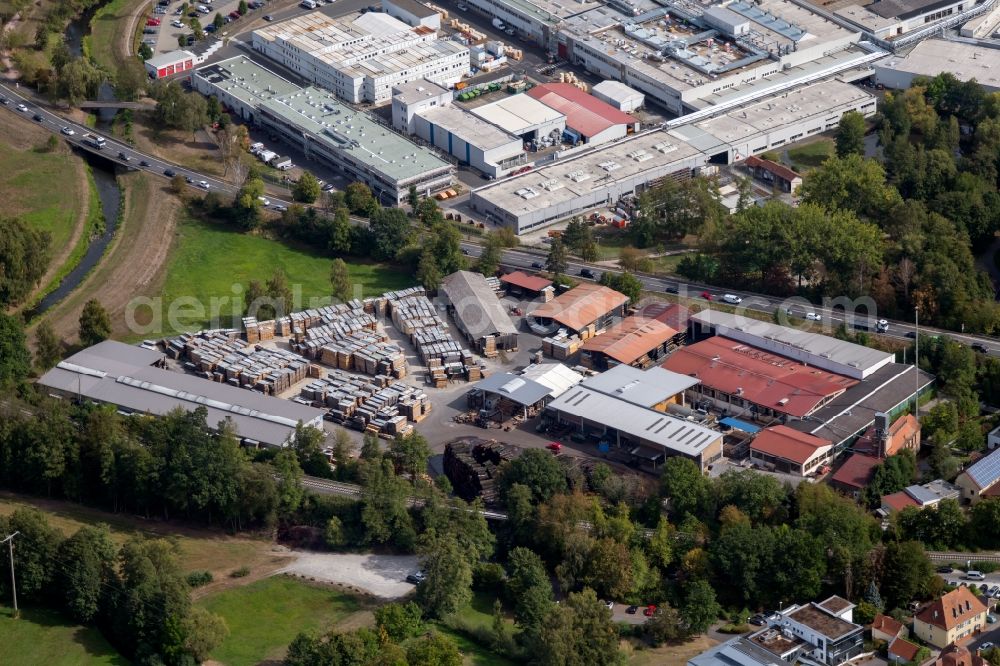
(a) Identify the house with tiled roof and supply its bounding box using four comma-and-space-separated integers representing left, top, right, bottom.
926, 643, 989, 666
955, 446, 1000, 505
913, 586, 988, 648
880, 479, 961, 515
888, 636, 921, 664
830, 453, 882, 498
871, 613, 906, 643
853, 413, 920, 458
750, 425, 834, 476
745, 155, 804, 193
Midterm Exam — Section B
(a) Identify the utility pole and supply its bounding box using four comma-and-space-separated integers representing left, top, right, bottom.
1, 531, 19, 618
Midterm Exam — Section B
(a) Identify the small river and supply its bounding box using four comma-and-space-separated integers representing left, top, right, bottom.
29, 5, 123, 318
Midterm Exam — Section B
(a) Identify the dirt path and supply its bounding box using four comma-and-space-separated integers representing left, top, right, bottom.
37, 172, 182, 342
1, 12, 23, 80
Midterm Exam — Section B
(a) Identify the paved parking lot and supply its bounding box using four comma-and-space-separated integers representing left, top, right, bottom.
149, 0, 277, 56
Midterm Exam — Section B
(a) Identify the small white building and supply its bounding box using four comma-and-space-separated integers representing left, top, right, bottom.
470, 94, 566, 142
145, 50, 195, 79
592, 80, 645, 113
415, 106, 526, 178
392, 79, 453, 134
381, 0, 441, 30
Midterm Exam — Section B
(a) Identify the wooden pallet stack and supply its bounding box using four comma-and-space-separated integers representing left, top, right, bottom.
385, 289, 480, 381
298, 370, 431, 438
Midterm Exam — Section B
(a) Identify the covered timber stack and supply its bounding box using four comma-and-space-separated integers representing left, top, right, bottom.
299, 369, 431, 438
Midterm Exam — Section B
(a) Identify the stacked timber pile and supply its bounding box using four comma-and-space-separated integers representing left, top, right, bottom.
294, 328, 405, 379
443, 437, 520, 504
299, 370, 432, 438
165, 331, 314, 396
243, 317, 276, 344
542, 330, 583, 360
383, 288, 482, 384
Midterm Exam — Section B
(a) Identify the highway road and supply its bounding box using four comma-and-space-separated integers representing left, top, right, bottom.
4, 78, 999, 355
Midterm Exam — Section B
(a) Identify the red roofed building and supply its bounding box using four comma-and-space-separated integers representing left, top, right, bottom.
661, 336, 857, 420
888, 637, 921, 664
830, 453, 882, 498
745, 155, 803, 194
750, 425, 833, 476
853, 413, 920, 458
528, 283, 629, 338
927, 644, 989, 666
500, 271, 553, 297
914, 587, 988, 648
881, 490, 919, 512
526, 83, 639, 146
636, 302, 691, 332
580, 316, 682, 371
871, 613, 906, 643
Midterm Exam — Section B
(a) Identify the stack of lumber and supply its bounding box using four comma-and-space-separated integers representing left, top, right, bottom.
543, 330, 583, 360
443, 438, 521, 504
299, 370, 432, 437
384, 289, 480, 381
243, 317, 276, 344
485, 276, 502, 294
165, 331, 310, 396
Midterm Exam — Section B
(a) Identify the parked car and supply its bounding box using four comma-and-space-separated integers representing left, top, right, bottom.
972, 342, 989, 354
936, 566, 954, 574
60, 126, 75, 136
966, 571, 986, 581
405, 571, 426, 584
748, 614, 766, 626
625, 605, 638, 615
578, 268, 596, 279
643, 605, 657, 617
988, 614, 998, 624
171, 19, 184, 27
204, 24, 216, 32
982, 642, 995, 652
722, 293, 742, 304
602, 600, 614, 610
546, 442, 562, 453
322, 182, 335, 191
990, 585, 1000, 598
0, 97, 7, 105
805, 312, 822, 321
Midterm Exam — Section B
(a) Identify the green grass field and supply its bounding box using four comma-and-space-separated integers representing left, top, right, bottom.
88, 0, 147, 81
787, 138, 834, 170
0, 140, 84, 255
158, 215, 411, 332
0, 607, 128, 666
198, 576, 361, 665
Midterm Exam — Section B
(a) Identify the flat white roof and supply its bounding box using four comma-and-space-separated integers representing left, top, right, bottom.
592, 80, 645, 103
146, 50, 194, 68
877, 38, 1000, 90
581, 365, 699, 408
419, 105, 521, 152
393, 78, 450, 104
471, 95, 565, 134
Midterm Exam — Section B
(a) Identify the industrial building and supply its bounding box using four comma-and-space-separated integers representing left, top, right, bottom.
874, 38, 1000, 92
749, 425, 833, 476
392, 80, 527, 177
439, 270, 519, 355
579, 315, 682, 370
471, 128, 706, 233
499, 271, 553, 298
381, 0, 441, 30
744, 155, 803, 193
466, 362, 583, 423
592, 80, 645, 112
192, 57, 454, 204
37, 341, 325, 448
668, 79, 877, 164
145, 50, 195, 79
470, 79, 874, 233
460, 0, 605, 48
580, 364, 699, 410
836, 0, 972, 39
527, 283, 629, 337
470, 94, 566, 142
545, 383, 724, 472
526, 83, 639, 146
561, 0, 863, 115
687, 311, 895, 380
662, 334, 860, 421
251, 11, 469, 104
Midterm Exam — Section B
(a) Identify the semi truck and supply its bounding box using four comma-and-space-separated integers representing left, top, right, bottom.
82, 133, 106, 150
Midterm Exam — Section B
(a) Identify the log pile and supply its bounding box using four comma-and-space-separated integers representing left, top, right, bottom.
443, 437, 521, 504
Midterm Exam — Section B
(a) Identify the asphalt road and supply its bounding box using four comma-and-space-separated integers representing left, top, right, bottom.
4, 77, 1000, 354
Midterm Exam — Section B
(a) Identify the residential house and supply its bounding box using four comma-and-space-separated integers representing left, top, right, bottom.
871, 613, 906, 643
926, 643, 989, 666
913, 587, 988, 649
830, 453, 882, 498
955, 446, 1000, 505
880, 479, 961, 515
888, 637, 921, 664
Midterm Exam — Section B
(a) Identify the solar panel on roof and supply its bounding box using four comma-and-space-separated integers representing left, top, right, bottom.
968, 448, 1000, 489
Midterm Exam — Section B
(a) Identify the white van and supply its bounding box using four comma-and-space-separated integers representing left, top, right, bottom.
300, 0, 318, 8
722, 294, 742, 305
966, 570, 986, 581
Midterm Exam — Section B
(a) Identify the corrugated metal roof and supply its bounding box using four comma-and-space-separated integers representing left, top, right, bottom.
546, 386, 721, 457
473, 373, 551, 406
529, 283, 628, 333
518, 363, 583, 398
580, 315, 678, 365
581, 364, 697, 408
38, 341, 324, 447
662, 336, 856, 418
471, 95, 565, 134
441, 270, 517, 339
500, 271, 552, 292
527, 83, 636, 138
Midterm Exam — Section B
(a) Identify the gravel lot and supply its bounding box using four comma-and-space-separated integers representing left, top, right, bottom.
279, 552, 420, 599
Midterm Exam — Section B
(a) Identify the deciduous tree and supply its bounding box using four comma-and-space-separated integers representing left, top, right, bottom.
79, 299, 111, 346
